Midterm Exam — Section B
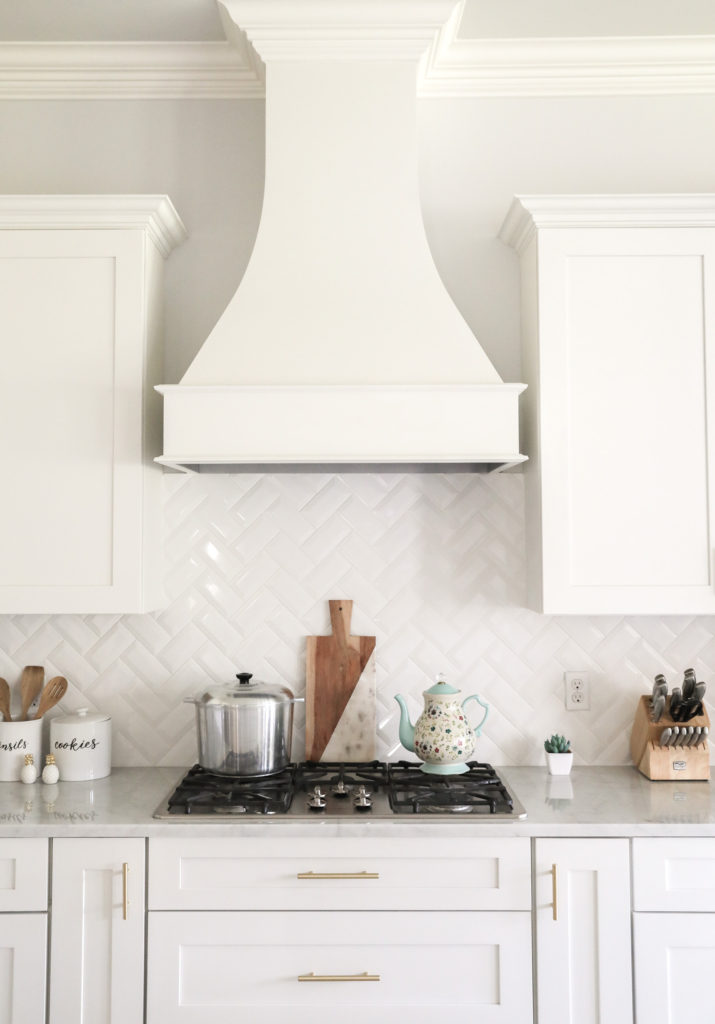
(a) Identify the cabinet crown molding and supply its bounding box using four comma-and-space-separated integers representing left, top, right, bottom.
0, 194, 187, 257
500, 194, 715, 254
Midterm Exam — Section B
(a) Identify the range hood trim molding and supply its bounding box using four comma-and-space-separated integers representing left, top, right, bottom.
156, 382, 526, 472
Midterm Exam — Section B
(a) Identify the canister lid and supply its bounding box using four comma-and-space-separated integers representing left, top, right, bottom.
51, 706, 110, 725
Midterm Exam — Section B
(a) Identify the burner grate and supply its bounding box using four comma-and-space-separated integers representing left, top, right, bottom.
386, 761, 515, 815
166, 763, 296, 816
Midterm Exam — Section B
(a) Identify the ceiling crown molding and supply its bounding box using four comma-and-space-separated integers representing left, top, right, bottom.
420, 7, 715, 97
1, 19, 715, 99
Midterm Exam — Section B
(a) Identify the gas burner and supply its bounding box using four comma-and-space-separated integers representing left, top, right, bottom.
386, 760, 517, 816
165, 763, 295, 816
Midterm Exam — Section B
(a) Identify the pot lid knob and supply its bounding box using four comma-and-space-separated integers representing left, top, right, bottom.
236, 672, 253, 686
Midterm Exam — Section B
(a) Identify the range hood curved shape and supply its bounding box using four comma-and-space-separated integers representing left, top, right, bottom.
157, 0, 526, 473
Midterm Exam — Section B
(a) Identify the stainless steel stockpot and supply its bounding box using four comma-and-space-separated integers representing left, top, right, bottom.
185, 672, 303, 776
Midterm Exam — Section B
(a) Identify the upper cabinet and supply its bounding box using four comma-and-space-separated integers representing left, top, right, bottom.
501, 196, 715, 614
0, 196, 185, 613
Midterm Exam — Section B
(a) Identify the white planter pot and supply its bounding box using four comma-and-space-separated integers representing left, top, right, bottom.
546, 752, 573, 776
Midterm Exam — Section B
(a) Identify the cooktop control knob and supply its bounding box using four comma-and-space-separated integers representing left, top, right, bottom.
353, 786, 372, 811
307, 786, 326, 810
331, 780, 351, 797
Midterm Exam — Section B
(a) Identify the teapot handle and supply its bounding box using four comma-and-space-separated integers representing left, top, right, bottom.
462, 694, 489, 737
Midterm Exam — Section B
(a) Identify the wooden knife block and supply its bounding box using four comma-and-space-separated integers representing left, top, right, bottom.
630, 695, 710, 781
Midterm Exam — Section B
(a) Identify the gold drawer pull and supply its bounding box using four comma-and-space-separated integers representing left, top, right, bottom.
298, 972, 380, 983
122, 862, 129, 921
551, 863, 557, 922
297, 871, 379, 880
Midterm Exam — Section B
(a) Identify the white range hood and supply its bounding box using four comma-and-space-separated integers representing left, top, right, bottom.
157, 0, 526, 472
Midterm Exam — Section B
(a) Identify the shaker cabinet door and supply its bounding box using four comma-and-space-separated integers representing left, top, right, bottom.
0, 197, 184, 613
0, 914, 47, 1024
503, 198, 715, 613
633, 913, 715, 1023
49, 838, 145, 1024
534, 838, 633, 1024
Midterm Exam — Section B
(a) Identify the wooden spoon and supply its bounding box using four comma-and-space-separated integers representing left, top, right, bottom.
33, 676, 68, 720
19, 665, 44, 721
0, 678, 11, 722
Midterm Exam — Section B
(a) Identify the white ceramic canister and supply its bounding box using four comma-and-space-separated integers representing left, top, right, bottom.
0, 719, 42, 781
50, 708, 111, 781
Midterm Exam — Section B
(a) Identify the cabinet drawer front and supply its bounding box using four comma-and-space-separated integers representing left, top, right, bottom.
147, 910, 533, 1024
633, 838, 715, 911
0, 839, 48, 911
148, 837, 530, 911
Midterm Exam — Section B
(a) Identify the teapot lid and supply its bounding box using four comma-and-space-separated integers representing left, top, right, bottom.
424, 672, 460, 696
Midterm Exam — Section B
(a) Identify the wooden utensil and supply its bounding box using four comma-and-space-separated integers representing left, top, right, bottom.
19, 665, 44, 721
0, 678, 11, 722
33, 676, 68, 719
305, 600, 376, 762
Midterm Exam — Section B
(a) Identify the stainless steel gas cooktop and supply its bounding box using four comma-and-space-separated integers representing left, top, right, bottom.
153, 760, 527, 820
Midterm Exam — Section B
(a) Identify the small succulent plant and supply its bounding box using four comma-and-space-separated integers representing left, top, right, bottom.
544, 734, 571, 754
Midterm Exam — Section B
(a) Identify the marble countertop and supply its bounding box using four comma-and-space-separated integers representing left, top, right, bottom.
0, 766, 714, 838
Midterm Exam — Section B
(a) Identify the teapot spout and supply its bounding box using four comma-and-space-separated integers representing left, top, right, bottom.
394, 694, 415, 752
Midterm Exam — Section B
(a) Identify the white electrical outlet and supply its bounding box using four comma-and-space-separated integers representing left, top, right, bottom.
564, 671, 590, 711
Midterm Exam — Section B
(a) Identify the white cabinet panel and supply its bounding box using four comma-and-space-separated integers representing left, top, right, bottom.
0, 840, 48, 912
50, 838, 145, 1024
148, 836, 531, 910
147, 910, 533, 1024
0, 914, 47, 1024
535, 838, 632, 1024
633, 838, 715, 911
0, 197, 185, 613
502, 197, 715, 613
633, 914, 715, 1023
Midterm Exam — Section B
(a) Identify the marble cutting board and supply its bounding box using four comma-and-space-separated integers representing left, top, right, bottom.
305, 600, 376, 762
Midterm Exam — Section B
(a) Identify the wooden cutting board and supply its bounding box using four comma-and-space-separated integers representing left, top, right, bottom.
305, 600, 376, 762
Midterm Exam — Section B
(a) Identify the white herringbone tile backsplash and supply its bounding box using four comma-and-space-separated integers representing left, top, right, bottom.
1, 472, 713, 767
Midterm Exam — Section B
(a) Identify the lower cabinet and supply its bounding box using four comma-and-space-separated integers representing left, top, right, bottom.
146, 837, 533, 1023
534, 838, 633, 1024
632, 838, 715, 1024
0, 839, 48, 1024
49, 838, 145, 1024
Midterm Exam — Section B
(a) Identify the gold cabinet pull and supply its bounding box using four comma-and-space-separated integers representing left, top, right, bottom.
298, 972, 380, 982
296, 870, 379, 880
122, 862, 129, 920
551, 863, 557, 922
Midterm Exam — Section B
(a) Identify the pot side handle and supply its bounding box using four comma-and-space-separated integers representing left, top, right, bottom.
461, 694, 489, 737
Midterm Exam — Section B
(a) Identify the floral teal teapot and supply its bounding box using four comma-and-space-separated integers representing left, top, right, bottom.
394, 673, 489, 775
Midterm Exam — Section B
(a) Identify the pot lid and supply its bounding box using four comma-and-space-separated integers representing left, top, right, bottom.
424, 673, 460, 696
52, 706, 110, 725
193, 672, 297, 706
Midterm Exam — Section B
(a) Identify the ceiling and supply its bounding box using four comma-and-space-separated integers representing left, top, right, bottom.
1, 0, 713, 43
